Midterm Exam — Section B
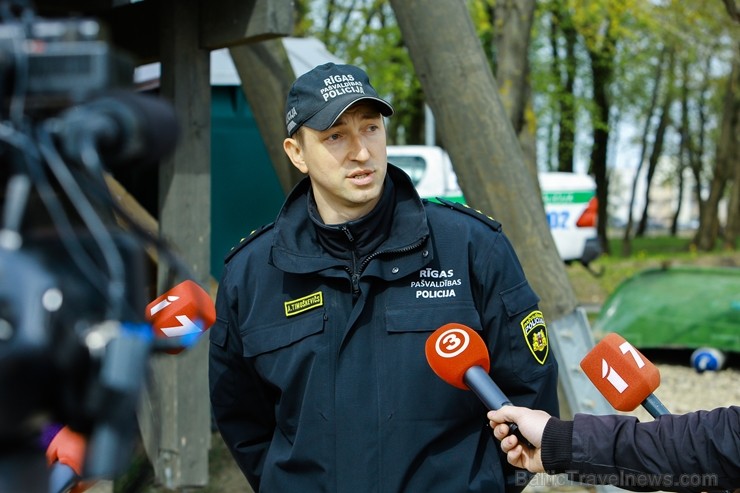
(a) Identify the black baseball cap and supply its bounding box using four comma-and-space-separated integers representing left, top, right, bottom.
285, 62, 394, 136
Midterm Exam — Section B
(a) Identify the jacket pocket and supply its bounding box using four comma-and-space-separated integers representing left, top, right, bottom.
239, 309, 328, 407
500, 280, 540, 317
385, 300, 482, 334
382, 301, 484, 419
242, 309, 325, 357
210, 316, 229, 348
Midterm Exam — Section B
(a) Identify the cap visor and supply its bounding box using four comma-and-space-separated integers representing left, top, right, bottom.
304, 96, 394, 132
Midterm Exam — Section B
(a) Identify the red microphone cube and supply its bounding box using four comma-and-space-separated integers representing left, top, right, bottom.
580, 333, 660, 412
145, 280, 216, 351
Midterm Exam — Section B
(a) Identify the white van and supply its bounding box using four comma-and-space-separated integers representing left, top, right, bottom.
387, 145, 601, 266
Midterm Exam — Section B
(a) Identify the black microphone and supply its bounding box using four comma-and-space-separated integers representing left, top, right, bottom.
52, 90, 180, 166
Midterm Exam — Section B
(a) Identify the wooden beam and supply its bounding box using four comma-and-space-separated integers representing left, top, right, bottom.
137, 1, 212, 489
35, 0, 293, 63
200, 0, 293, 49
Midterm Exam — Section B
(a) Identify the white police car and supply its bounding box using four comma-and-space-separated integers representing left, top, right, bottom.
388, 145, 601, 267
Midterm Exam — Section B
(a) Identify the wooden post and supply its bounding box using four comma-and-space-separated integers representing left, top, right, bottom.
137, 0, 212, 489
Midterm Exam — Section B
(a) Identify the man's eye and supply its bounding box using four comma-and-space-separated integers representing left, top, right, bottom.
327, 133, 341, 141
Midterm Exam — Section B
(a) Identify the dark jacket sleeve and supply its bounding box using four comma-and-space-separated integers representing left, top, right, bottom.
474, 231, 560, 493
208, 263, 276, 491
541, 406, 740, 492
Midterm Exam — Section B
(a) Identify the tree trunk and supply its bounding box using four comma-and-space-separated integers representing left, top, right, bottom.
636, 51, 675, 237
518, 88, 539, 188
671, 58, 692, 237
494, 0, 536, 135
689, 55, 713, 232
726, 156, 740, 248
389, 0, 576, 319
670, 167, 685, 237
694, 43, 738, 251
550, 0, 577, 173
622, 49, 666, 255
230, 39, 305, 194
587, 44, 614, 256
722, 45, 740, 249
493, 0, 539, 186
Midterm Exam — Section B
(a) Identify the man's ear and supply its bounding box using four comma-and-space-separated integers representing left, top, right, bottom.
283, 137, 308, 174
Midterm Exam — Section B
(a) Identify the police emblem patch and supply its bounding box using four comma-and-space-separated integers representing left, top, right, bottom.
284, 291, 323, 317
520, 310, 549, 364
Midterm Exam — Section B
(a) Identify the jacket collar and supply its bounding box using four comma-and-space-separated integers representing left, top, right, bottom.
270, 164, 430, 275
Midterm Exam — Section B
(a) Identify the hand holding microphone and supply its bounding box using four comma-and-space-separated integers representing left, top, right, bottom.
488, 406, 551, 473
481, 335, 740, 490
46, 426, 95, 493
425, 323, 533, 448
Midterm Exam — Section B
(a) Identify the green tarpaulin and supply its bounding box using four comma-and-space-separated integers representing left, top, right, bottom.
593, 266, 740, 353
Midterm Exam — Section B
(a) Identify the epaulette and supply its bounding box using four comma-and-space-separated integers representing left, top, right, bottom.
434, 197, 502, 232
224, 223, 274, 264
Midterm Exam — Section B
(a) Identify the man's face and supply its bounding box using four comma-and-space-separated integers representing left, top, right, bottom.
283, 102, 388, 225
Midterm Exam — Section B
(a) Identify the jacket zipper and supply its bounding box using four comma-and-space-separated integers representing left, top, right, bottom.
342, 237, 428, 297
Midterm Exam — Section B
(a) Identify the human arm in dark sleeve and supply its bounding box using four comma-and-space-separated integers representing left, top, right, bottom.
476, 233, 560, 493
543, 406, 740, 492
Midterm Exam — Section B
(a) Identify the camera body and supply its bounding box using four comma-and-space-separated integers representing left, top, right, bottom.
0, 16, 134, 116
0, 6, 176, 488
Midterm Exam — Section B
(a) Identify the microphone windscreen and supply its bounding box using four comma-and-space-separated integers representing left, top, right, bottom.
146, 279, 215, 337
580, 333, 660, 411
425, 323, 490, 390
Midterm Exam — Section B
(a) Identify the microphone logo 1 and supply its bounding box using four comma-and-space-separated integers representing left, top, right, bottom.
435, 327, 470, 358
149, 295, 180, 317
602, 359, 629, 393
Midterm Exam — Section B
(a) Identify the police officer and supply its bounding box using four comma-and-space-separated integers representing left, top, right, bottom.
209, 62, 559, 493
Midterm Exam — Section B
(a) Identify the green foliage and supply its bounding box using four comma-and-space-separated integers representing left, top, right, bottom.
299, 0, 424, 144
467, 0, 496, 68
294, 1, 737, 232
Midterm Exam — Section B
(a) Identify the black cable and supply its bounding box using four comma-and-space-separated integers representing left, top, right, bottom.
1, 173, 30, 238
36, 122, 126, 320
67, 124, 199, 285
0, 122, 109, 304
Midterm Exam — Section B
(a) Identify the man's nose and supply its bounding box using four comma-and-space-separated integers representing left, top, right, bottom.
349, 135, 370, 161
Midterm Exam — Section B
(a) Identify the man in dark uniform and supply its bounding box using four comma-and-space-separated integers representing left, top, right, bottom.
209, 62, 559, 492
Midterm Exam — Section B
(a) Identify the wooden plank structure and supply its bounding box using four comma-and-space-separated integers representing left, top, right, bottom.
32, 0, 293, 489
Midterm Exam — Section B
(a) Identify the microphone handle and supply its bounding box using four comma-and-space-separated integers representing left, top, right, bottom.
464, 366, 534, 448
49, 461, 79, 493
642, 393, 670, 418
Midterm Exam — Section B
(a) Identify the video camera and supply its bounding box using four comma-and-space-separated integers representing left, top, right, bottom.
0, 2, 187, 491
0, 14, 133, 116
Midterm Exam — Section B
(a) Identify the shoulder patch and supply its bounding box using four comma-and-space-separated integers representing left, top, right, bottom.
434, 197, 502, 232
224, 223, 274, 264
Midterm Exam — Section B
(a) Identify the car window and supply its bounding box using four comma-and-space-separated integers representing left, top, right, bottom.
388, 155, 426, 187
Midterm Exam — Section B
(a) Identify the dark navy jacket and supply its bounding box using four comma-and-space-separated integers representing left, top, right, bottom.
209, 165, 559, 492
